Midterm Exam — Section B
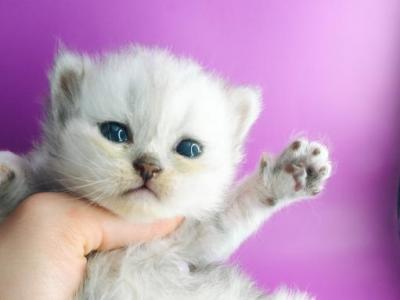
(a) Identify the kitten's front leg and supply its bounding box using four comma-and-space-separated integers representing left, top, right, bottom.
263, 138, 332, 206
191, 139, 331, 263
0, 151, 31, 220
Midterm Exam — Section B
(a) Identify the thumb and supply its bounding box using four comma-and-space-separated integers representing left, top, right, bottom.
78, 203, 184, 254
98, 215, 184, 251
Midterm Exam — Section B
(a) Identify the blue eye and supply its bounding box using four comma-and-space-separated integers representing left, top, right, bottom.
176, 139, 202, 158
99, 122, 130, 143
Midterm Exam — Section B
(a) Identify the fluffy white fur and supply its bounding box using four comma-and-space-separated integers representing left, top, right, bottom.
0, 45, 332, 299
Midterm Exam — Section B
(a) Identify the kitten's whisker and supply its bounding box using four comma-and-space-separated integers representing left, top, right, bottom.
64, 180, 111, 191
51, 151, 111, 176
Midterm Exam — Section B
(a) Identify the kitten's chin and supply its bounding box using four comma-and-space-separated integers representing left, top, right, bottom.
95, 191, 174, 222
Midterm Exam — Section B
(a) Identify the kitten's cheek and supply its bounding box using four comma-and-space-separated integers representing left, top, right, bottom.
174, 157, 205, 174
89, 136, 125, 159
150, 172, 174, 198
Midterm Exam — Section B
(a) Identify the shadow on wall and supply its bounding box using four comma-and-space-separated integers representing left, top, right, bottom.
397, 73, 400, 235
398, 180, 400, 233
397, 75, 400, 235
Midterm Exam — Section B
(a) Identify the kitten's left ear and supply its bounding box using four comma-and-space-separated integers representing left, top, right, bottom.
228, 86, 262, 144
49, 48, 90, 125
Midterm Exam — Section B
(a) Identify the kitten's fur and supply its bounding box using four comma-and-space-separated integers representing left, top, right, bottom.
0, 46, 331, 300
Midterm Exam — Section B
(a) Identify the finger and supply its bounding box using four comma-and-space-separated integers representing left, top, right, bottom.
18, 193, 184, 255
97, 216, 184, 251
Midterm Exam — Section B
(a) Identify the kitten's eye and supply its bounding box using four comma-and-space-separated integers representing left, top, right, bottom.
99, 122, 130, 143
176, 139, 202, 158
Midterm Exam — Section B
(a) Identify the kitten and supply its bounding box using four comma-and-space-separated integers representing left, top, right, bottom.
0, 45, 331, 300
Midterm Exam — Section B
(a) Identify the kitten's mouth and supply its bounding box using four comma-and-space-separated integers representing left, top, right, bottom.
122, 185, 158, 199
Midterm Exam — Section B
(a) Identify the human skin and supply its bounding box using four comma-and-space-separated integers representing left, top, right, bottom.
0, 192, 183, 300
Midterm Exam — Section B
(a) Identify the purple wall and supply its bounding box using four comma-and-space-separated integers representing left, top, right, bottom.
1, 1, 399, 299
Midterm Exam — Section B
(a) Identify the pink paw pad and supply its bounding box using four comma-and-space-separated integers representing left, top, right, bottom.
278, 139, 331, 196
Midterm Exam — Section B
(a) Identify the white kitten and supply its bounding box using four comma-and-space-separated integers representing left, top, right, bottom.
0, 45, 331, 300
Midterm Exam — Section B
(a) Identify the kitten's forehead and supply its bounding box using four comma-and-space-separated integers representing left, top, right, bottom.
79, 48, 230, 144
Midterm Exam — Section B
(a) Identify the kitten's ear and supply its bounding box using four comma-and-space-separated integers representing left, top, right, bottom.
49, 48, 89, 125
228, 86, 262, 144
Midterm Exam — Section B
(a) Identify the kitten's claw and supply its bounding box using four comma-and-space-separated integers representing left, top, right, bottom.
263, 139, 332, 200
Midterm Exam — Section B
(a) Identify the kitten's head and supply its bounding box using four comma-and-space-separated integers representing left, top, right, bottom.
43, 46, 261, 220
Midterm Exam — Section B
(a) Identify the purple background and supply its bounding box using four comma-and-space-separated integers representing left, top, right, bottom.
1, 0, 400, 299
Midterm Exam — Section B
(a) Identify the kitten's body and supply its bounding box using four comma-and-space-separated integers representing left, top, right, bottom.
0, 46, 331, 300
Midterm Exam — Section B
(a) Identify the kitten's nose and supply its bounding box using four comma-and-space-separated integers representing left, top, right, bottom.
133, 155, 162, 182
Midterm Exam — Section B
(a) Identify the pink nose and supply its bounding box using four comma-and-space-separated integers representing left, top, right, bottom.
133, 156, 162, 181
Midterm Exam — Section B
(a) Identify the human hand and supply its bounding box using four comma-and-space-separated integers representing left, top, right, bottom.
0, 192, 183, 300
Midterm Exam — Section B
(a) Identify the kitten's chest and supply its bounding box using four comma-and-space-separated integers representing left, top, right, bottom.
78, 240, 195, 300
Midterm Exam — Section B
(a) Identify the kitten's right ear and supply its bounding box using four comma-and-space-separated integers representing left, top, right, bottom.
49, 48, 89, 125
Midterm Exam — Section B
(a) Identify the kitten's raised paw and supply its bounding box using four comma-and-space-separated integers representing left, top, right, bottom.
266, 139, 332, 199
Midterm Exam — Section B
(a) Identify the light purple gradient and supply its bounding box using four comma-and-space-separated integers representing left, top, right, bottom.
1, 1, 399, 299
